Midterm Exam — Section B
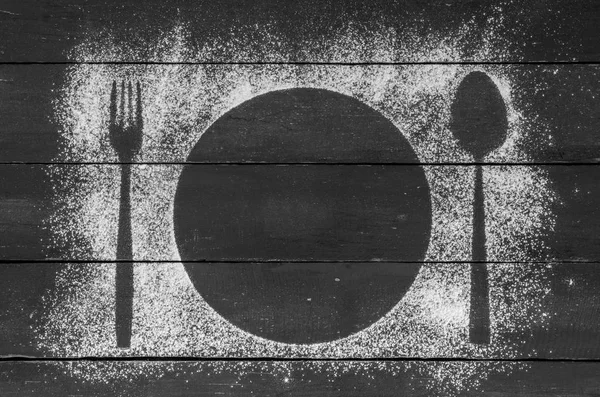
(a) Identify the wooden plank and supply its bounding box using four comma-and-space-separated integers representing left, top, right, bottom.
0, 163, 595, 262
0, 66, 62, 163
1, 360, 600, 396
2, 1, 600, 63
1, 261, 600, 358
2, 64, 600, 164
0, 263, 59, 356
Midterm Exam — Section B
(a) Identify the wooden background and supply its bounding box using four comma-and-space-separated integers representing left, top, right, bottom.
3, 0, 600, 395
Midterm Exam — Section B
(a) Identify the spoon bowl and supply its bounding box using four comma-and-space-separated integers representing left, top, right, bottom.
450, 71, 508, 161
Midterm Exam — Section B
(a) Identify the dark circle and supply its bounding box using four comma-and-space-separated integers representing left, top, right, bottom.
174, 88, 431, 344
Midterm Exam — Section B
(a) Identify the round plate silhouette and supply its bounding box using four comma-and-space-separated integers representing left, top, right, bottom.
175, 88, 431, 344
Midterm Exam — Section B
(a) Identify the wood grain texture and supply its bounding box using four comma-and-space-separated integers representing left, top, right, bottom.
2, 360, 600, 396
1, 261, 600, 359
2, 64, 600, 163
2, 0, 600, 63
0, 164, 594, 262
2, 0, 600, 394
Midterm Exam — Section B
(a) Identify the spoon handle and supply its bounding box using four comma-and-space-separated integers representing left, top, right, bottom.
470, 164, 490, 344
116, 163, 134, 348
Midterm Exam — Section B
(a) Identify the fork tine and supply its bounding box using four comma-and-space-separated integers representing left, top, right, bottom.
127, 81, 133, 127
119, 81, 126, 126
136, 82, 143, 129
109, 81, 117, 126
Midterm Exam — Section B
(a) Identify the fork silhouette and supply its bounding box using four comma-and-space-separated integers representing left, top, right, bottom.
109, 81, 143, 348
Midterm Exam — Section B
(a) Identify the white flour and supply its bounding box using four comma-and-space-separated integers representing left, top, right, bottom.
39, 10, 557, 395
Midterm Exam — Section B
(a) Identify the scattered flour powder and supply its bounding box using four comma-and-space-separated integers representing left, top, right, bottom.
38, 8, 558, 396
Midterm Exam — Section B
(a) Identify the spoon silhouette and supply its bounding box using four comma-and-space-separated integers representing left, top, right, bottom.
450, 71, 508, 344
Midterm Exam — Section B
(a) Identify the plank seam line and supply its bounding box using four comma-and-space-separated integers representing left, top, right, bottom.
3, 162, 600, 166
1, 357, 599, 363
1, 260, 597, 264
2, 61, 600, 66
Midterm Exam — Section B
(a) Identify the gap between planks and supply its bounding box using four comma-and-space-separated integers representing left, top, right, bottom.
1, 357, 600, 363
3, 61, 600, 66
2, 260, 598, 264
2, 162, 600, 166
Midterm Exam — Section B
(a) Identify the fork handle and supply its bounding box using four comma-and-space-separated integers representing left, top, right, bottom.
470, 164, 490, 344
116, 163, 134, 348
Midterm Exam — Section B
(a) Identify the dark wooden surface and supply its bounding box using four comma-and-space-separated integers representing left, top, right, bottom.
0, 164, 598, 262
3, 261, 600, 359
3, 64, 600, 164
3, 0, 600, 63
2, 0, 600, 395
3, 360, 600, 396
